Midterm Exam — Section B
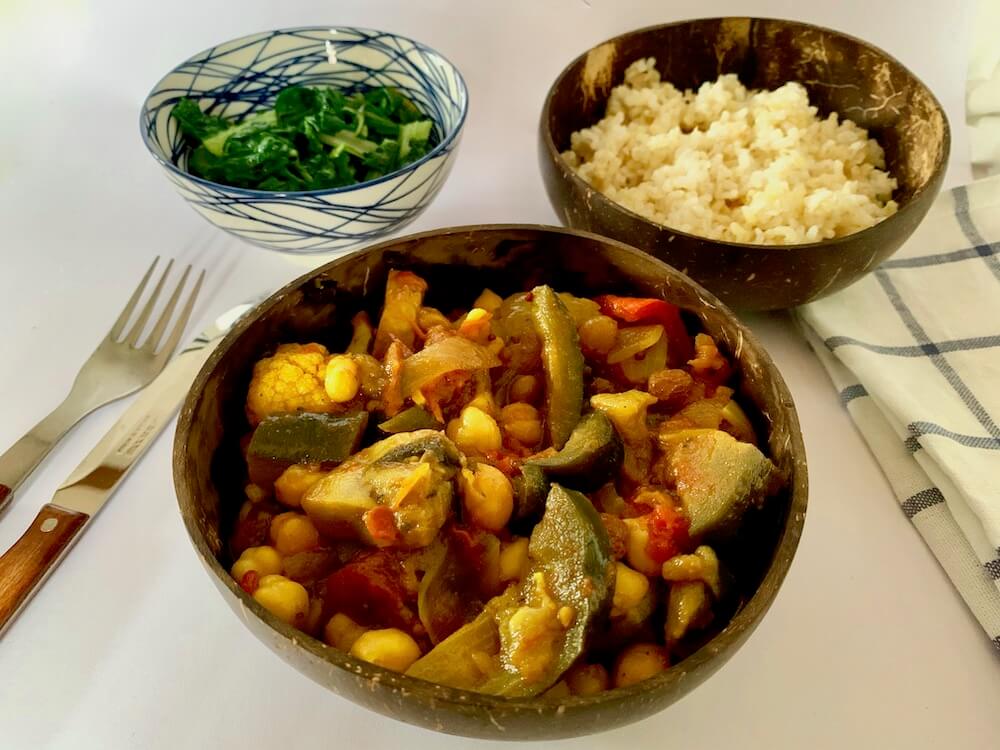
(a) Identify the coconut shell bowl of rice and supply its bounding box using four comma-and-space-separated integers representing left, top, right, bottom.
539, 17, 950, 311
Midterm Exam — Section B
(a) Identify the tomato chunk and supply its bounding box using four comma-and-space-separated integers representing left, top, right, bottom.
363, 505, 401, 547
229, 503, 279, 558
645, 503, 692, 564
324, 551, 417, 633
595, 295, 693, 366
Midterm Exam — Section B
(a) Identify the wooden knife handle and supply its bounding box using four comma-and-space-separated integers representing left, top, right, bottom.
0, 504, 89, 635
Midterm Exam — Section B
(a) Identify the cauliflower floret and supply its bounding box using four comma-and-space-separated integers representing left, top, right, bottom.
246, 343, 335, 425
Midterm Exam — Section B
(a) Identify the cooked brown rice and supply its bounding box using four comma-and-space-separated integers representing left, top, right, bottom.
562, 59, 898, 245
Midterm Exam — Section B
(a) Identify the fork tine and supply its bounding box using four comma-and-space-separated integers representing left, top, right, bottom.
124, 259, 174, 347
154, 269, 204, 362
142, 264, 192, 353
109, 257, 159, 341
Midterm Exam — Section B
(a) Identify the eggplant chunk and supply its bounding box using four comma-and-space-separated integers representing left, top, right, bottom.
301, 430, 461, 548
526, 411, 623, 491
661, 429, 780, 538
406, 484, 613, 696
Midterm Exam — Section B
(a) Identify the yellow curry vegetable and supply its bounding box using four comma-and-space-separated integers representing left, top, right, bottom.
231, 271, 782, 694
246, 343, 336, 425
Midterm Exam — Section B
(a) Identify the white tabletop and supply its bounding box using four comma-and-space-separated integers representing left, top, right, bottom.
2, 1, 997, 747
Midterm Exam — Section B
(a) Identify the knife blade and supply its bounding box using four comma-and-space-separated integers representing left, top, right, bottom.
0, 302, 253, 636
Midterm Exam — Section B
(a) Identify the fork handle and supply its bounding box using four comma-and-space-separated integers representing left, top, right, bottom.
0, 503, 89, 636
0, 397, 91, 516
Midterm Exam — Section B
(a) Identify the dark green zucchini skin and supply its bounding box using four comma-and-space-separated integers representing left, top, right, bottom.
511, 463, 549, 528
377, 405, 443, 434
511, 411, 625, 530
406, 483, 614, 697
526, 411, 623, 492
247, 411, 369, 485
530, 285, 584, 450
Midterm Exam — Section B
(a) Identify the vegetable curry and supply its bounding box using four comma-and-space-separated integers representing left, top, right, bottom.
229, 270, 781, 697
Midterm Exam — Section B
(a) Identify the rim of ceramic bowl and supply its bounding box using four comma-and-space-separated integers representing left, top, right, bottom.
140, 25, 469, 198
174, 222, 808, 719
539, 16, 951, 253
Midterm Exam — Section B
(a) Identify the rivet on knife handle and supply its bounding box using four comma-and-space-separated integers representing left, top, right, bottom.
0, 504, 89, 635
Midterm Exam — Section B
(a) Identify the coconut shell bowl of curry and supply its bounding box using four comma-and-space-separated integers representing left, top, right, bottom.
173, 224, 807, 739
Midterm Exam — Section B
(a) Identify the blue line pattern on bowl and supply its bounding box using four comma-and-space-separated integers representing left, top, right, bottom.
140, 27, 467, 254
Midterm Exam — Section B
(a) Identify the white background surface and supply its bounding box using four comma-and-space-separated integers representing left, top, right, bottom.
1, 1, 997, 748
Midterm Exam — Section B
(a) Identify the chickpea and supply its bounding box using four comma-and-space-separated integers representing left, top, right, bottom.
613, 643, 669, 688
350, 628, 422, 672
324, 613, 368, 652
611, 562, 651, 617
231, 545, 283, 582
461, 464, 514, 532
566, 663, 610, 696
466, 390, 499, 419
274, 464, 326, 508
500, 402, 543, 447
269, 512, 321, 556
446, 406, 503, 455
579, 315, 619, 356
324, 355, 361, 403
508, 374, 542, 404
252, 574, 310, 626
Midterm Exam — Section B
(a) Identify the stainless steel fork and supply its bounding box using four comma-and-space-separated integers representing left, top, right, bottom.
0, 258, 204, 515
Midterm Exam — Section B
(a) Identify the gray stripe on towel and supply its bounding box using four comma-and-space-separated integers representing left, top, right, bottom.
881, 244, 1000, 269
876, 270, 1000, 441
901, 488, 945, 518
825, 334, 1000, 357
840, 384, 868, 405
908, 422, 1000, 451
953, 186, 1000, 283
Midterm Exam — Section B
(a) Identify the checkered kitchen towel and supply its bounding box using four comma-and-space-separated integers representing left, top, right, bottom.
797, 175, 1000, 650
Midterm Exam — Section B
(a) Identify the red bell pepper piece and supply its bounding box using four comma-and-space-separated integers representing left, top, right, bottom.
595, 295, 694, 366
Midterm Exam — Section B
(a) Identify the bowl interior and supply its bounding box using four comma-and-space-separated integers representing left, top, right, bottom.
141, 26, 468, 186
175, 225, 807, 739
545, 17, 947, 219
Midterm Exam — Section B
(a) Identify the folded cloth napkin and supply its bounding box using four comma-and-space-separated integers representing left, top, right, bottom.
797, 175, 1000, 650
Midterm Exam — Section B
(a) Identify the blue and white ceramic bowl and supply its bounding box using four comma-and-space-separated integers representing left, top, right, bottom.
141, 27, 468, 254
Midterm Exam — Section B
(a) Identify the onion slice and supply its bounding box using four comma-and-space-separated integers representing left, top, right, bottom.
401, 335, 501, 397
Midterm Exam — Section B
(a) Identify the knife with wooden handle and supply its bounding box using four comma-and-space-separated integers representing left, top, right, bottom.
0, 303, 252, 636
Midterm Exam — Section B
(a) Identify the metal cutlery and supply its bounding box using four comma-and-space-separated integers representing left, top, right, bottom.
0, 258, 203, 516
0, 300, 253, 635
